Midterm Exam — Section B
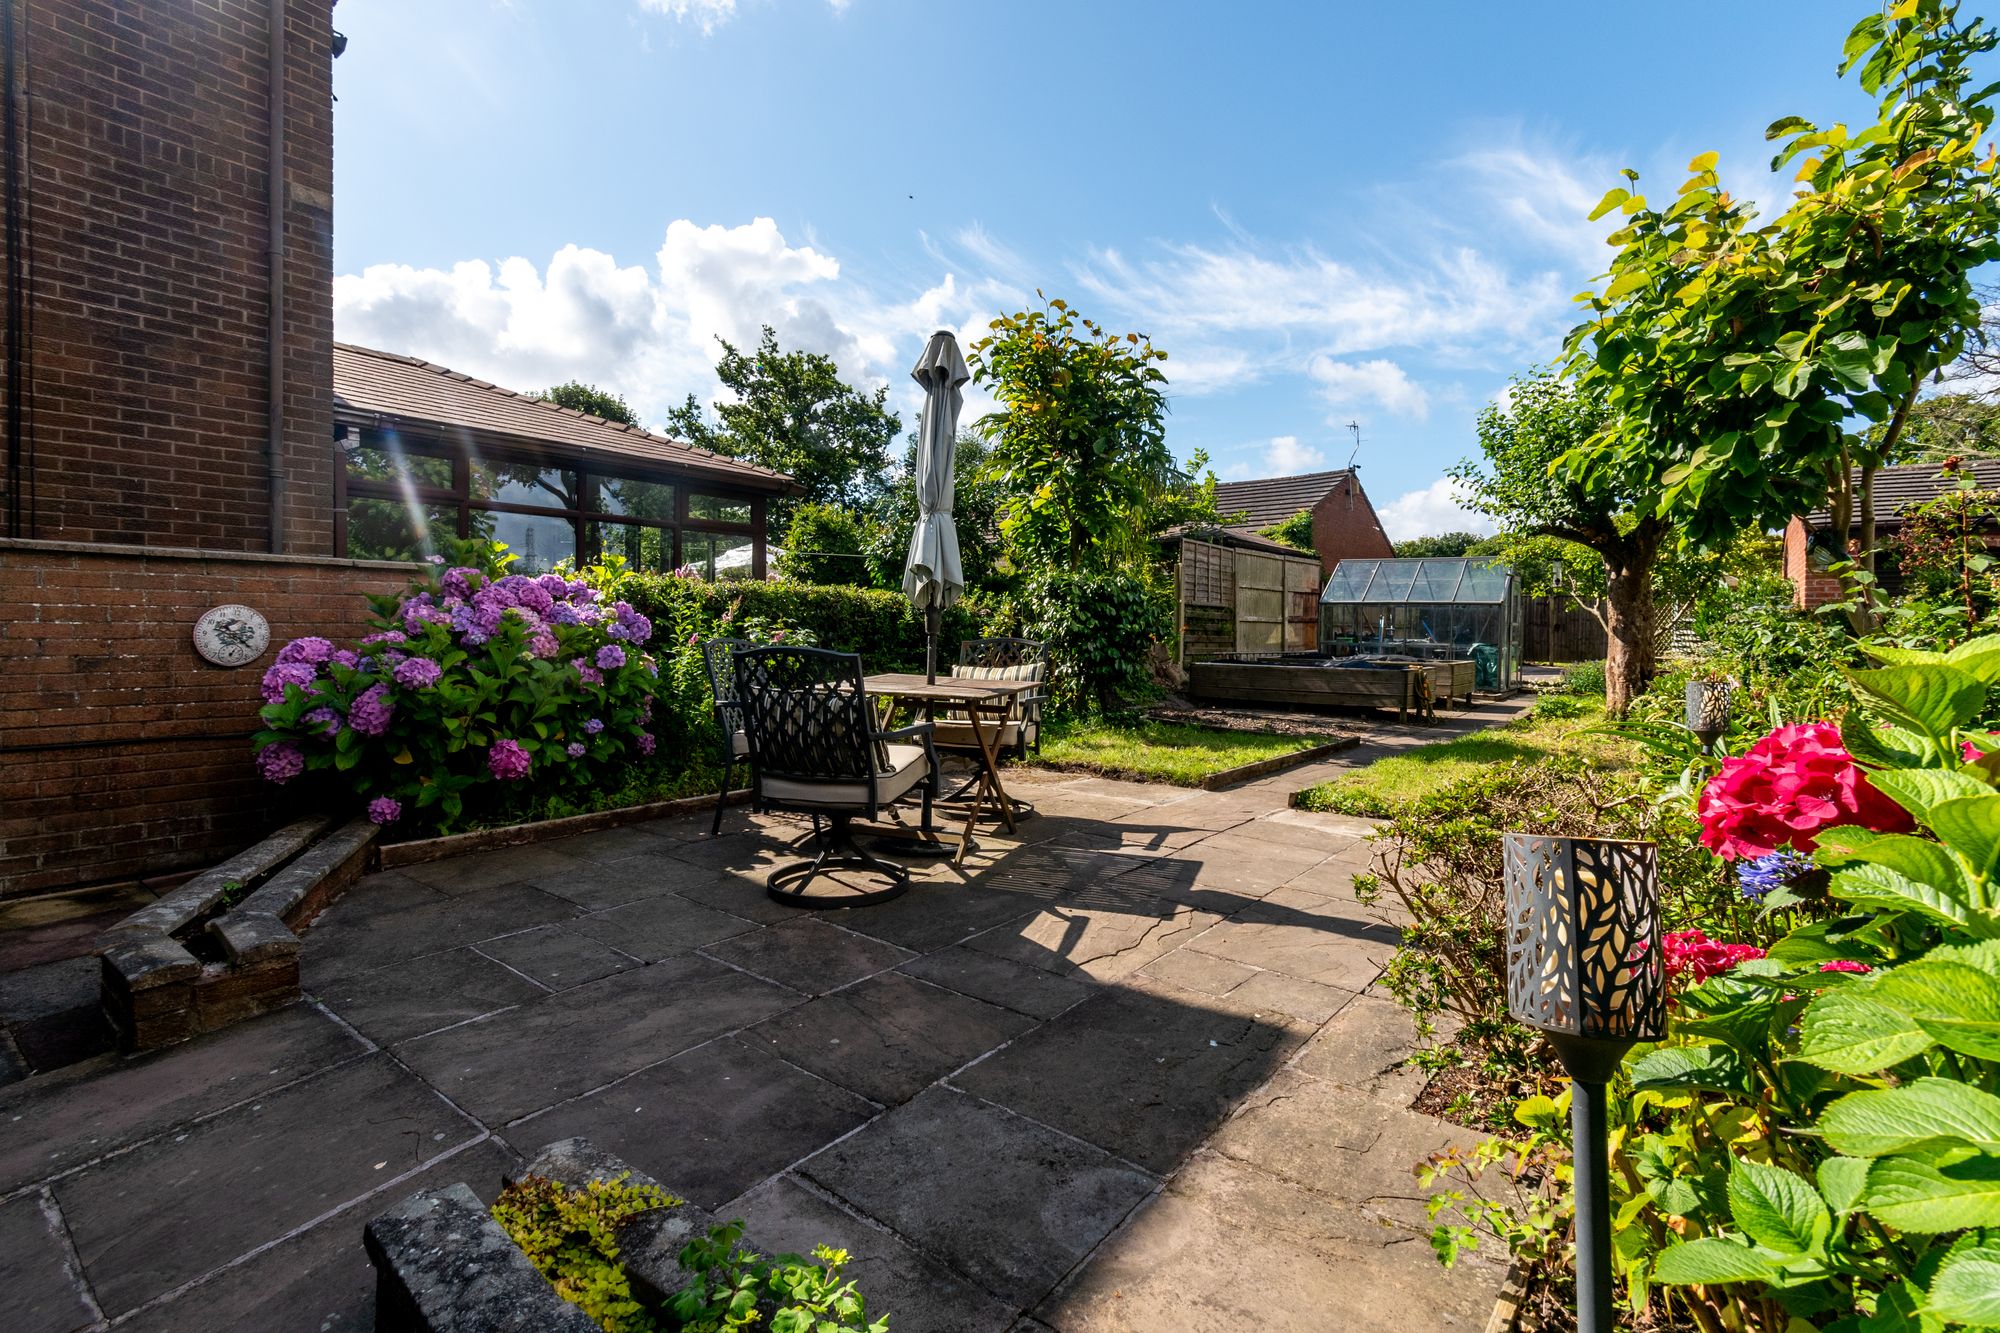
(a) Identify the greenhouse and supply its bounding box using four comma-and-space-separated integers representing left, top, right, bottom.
1318, 557, 1523, 691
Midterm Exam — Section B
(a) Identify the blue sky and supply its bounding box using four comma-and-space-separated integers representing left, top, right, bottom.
331, 0, 1884, 538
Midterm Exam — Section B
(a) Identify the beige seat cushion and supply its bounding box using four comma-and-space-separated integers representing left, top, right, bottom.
931, 720, 1025, 751
952, 662, 1042, 683
760, 743, 929, 810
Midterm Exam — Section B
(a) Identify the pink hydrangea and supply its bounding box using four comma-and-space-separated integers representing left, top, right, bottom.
1697, 722, 1913, 860
1963, 733, 2000, 763
1819, 959, 1873, 975
255, 741, 304, 784
349, 683, 394, 737
1662, 929, 1765, 983
488, 738, 531, 781
367, 796, 402, 825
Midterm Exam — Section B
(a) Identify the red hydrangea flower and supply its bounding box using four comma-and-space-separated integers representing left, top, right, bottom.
1697, 722, 1912, 860
1662, 929, 1764, 983
1818, 959, 1873, 975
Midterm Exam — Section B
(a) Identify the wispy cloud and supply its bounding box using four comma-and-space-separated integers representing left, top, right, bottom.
1377, 477, 1493, 542
1309, 356, 1429, 421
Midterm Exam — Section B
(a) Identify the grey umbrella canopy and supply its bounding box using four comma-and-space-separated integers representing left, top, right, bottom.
902, 329, 969, 681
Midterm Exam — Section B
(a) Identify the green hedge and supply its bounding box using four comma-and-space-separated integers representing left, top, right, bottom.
623, 575, 991, 674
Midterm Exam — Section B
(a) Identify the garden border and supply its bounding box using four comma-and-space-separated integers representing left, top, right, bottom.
376, 788, 751, 868
1019, 737, 1356, 790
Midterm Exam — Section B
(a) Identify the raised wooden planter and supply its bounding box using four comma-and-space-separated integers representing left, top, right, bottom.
1188, 657, 1477, 719
96, 815, 379, 1051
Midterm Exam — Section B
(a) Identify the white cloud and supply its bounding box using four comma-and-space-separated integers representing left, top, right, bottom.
335, 217, 1005, 433
1220, 435, 1329, 480
1308, 356, 1429, 421
1376, 477, 1494, 543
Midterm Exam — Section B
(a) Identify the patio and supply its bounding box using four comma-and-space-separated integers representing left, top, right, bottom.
1, 720, 1522, 1333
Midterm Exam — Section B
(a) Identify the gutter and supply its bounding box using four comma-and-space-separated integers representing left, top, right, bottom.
265, 0, 286, 553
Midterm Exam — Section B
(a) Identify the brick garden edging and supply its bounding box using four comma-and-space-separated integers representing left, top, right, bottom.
96, 814, 379, 1050
367, 1138, 739, 1333
375, 789, 750, 869
1198, 737, 1359, 789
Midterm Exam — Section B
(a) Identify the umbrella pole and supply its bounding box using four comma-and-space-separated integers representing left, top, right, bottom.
925, 596, 941, 685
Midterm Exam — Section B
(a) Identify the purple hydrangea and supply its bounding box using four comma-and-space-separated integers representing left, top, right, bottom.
440, 566, 479, 599
367, 796, 402, 825
1738, 848, 1814, 903
329, 649, 362, 670
276, 636, 335, 666
565, 741, 586, 759
392, 656, 443, 690
488, 738, 532, 781
425, 554, 446, 565
361, 629, 407, 646
303, 706, 343, 737
349, 683, 394, 737
261, 661, 318, 704
596, 644, 627, 671
605, 601, 652, 643
528, 631, 559, 659
572, 657, 603, 686
642, 655, 658, 678
583, 718, 605, 735
255, 741, 305, 784
636, 730, 656, 756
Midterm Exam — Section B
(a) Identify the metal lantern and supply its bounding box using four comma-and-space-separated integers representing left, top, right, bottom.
1684, 678, 1733, 754
1504, 833, 1665, 1333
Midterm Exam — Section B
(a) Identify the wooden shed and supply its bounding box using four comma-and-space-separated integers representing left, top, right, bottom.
1168, 530, 1323, 661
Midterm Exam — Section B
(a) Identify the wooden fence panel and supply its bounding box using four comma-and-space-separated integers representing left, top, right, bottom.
1179, 540, 1237, 662
1524, 595, 1609, 663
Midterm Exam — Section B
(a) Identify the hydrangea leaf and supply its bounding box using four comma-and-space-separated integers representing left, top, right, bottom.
1945, 635, 2000, 685
1929, 794, 2000, 888
1819, 1078, 2000, 1158
1795, 986, 1934, 1074
1869, 769, 1994, 821
1727, 1157, 1831, 1256
1652, 1237, 1786, 1286
1925, 1243, 2000, 1326
1629, 1044, 1754, 1097
1865, 1156, 2000, 1233
1817, 1156, 1871, 1214
1871, 960, 2000, 1061
1846, 664, 1987, 741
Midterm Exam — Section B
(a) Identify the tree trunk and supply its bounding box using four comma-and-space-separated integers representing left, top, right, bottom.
1602, 524, 1663, 719
1859, 462, 1878, 577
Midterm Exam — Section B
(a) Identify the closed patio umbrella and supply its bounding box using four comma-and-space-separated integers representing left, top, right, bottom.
903, 329, 969, 683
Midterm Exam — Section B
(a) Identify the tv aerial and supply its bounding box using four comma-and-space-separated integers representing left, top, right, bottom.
1344, 421, 1363, 470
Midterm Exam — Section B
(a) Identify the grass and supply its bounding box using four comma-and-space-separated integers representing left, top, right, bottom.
1292, 694, 1630, 817
1019, 717, 1328, 787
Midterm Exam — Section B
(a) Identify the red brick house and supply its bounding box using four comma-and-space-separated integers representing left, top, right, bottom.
1782, 459, 2000, 609
1210, 468, 1395, 579
0, 2, 787, 898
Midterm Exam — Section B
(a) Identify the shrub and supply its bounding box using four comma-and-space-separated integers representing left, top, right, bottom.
252, 544, 660, 833
777, 502, 874, 586
997, 568, 1172, 715
492, 1173, 681, 1333
1692, 571, 1856, 720
1555, 658, 1605, 697
671, 1221, 887, 1333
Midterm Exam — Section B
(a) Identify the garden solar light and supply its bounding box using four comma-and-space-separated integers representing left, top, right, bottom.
1503, 833, 1665, 1333
1685, 677, 1733, 754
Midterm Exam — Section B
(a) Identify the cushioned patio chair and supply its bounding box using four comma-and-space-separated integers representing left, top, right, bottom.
701, 636, 752, 835
932, 636, 1046, 761
734, 645, 938, 907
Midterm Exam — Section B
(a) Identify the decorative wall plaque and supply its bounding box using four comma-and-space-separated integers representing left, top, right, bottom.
192, 604, 270, 667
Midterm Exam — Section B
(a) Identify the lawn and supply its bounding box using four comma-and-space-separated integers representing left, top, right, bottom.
1292, 695, 1630, 817
1018, 717, 1329, 787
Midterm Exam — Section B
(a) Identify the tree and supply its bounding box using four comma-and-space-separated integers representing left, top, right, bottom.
1262, 509, 1315, 552
1871, 393, 2000, 462
533, 381, 642, 428
968, 295, 1171, 570
863, 431, 1010, 594
777, 503, 873, 586
1393, 531, 1483, 558
663, 326, 901, 522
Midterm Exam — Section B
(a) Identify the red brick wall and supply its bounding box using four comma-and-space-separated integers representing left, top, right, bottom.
1783, 517, 1843, 609
1308, 478, 1395, 579
4, 0, 336, 553
0, 539, 412, 899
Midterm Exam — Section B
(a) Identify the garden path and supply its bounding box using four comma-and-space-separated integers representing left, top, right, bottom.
0, 690, 1538, 1333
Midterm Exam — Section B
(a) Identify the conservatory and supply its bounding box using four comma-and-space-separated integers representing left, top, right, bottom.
1317, 557, 1523, 691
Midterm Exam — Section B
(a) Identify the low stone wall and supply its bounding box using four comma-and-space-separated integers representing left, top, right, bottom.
0, 538, 414, 898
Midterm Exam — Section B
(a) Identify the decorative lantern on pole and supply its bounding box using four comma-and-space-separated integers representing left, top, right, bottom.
1504, 833, 1665, 1333
1684, 677, 1733, 754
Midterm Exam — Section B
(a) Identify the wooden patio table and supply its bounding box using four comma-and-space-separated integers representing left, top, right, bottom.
863, 672, 1037, 863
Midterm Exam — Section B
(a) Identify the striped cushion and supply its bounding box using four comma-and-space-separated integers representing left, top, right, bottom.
952, 662, 1042, 683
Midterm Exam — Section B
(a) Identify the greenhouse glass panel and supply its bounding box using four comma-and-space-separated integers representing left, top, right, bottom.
1317, 556, 1522, 690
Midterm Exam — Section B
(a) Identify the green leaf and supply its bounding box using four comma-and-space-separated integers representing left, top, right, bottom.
1629, 1044, 1753, 1097
1927, 1244, 2000, 1325
1873, 961, 2000, 1061
1947, 636, 2000, 686
1869, 769, 1994, 821
1652, 1237, 1783, 1286
1589, 187, 1631, 221
1846, 664, 1988, 741
1931, 795, 2000, 886
1842, 710, 1936, 768
1795, 985, 1934, 1074
1727, 1158, 1830, 1255
1818, 1156, 1871, 1214
1819, 1078, 2000, 1158
1823, 859, 1995, 937
1866, 1156, 2000, 1233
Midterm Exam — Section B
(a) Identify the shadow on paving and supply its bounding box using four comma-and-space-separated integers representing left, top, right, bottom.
0, 786, 1503, 1333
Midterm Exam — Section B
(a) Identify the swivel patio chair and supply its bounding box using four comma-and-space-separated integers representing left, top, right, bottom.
701, 636, 752, 835
734, 645, 939, 907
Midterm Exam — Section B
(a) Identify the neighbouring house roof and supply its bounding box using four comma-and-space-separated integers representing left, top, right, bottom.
1804, 459, 2000, 529
331, 343, 797, 495
1160, 523, 1314, 558
1211, 469, 1362, 528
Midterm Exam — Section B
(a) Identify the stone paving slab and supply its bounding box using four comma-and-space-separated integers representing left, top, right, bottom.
302, 880, 580, 985
897, 945, 1098, 1020
115, 1137, 520, 1333
727, 1174, 1018, 1333
746, 970, 1037, 1106
56, 1052, 478, 1317
477, 924, 639, 991
525, 846, 724, 912
506, 1036, 874, 1209
314, 947, 546, 1046
0, 1004, 365, 1194
965, 902, 1221, 984
0, 1191, 97, 1333
395, 953, 799, 1125
701, 918, 915, 994
953, 979, 1311, 1175
1183, 897, 1396, 991
818, 879, 1049, 954
1036, 1150, 1502, 1333
400, 842, 592, 897
571, 889, 760, 960
800, 1085, 1158, 1310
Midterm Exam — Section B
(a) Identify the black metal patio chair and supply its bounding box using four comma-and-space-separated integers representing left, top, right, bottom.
701, 636, 752, 835
734, 645, 938, 907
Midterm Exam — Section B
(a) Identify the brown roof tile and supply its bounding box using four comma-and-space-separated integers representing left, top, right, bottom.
1805, 459, 2000, 528
331, 343, 795, 495
1211, 469, 1361, 527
